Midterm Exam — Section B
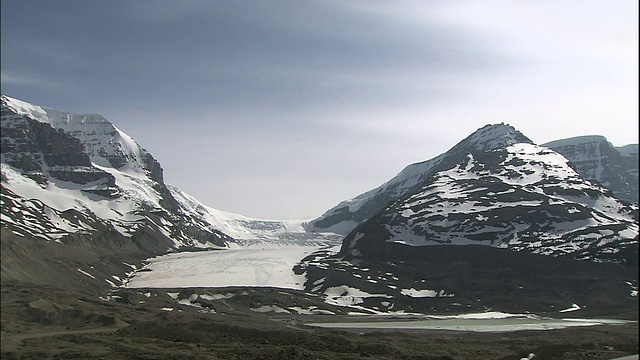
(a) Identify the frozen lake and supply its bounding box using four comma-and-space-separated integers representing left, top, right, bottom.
125, 244, 635, 333
126, 245, 319, 289
307, 316, 632, 332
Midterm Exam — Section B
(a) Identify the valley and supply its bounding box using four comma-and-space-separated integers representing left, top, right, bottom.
1, 95, 638, 359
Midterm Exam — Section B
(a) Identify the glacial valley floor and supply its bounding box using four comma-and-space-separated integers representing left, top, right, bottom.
1, 283, 638, 360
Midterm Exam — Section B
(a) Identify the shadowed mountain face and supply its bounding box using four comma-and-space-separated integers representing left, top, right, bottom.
543, 136, 638, 204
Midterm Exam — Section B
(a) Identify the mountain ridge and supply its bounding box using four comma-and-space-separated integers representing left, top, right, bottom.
543, 135, 638, 204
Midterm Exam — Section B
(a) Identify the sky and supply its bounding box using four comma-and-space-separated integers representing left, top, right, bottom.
1, 0, 638, 220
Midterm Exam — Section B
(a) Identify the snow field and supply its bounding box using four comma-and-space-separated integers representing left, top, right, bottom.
126, 245, 318, 289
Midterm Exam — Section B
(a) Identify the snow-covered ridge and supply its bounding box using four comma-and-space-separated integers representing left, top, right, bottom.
1, 94, 48, 120
1, 94, 230, 249
452, 123, 532, 151
308, 153, 445, 234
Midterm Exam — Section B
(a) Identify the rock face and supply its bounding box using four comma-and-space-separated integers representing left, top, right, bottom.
1, 94, 232, 257
543, 136, 638, 204
338, 125, 637, 263
0, 106, 116, 189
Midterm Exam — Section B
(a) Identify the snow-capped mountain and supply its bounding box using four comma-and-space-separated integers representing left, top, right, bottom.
308, 123, 535, 235
1, 95, 339, 253
335, 124, 638, 263
1, 95, 230, 254
298, 124, 638, 315
543, 136, 638, 204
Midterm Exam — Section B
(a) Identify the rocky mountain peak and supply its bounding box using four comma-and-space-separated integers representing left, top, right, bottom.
451, 123, 533, 153
308, 123, 534, 235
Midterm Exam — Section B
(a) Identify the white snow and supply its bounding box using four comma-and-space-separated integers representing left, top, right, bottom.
199, 293, 235, 300
401, 288, 437, 298
323, 285, 392, 309
251, 305, 291, 314
2, 95, 48, 120
126, 245, 318, 289
77, 268, 95, 279
559, 303, 581, 313
307, 315, 631, 332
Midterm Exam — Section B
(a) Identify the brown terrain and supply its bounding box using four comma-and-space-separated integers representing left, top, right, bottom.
1, 230, 638, 359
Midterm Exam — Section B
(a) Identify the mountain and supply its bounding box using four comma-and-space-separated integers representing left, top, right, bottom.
308, 125, 527, 234
0, 94, 238, 294
0, 95, 340, 292
543, 136, 638, 204
299, 124, 638, 315
337, 124, 638, 262
309, 124, 534, 235
1, 95, 233, 250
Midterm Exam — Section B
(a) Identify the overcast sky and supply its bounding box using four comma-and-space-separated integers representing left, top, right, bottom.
1, 1, 638, 220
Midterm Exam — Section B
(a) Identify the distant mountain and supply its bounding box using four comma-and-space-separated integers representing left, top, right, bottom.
543, 136, 638, 204
299, 124, 638, 315
308, 124, 534, 235
169, 185, 340, 246
336, 124, 637, 263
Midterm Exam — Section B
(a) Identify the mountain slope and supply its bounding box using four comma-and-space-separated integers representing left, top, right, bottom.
338, 126, 637, 263
543, 136, 638, 204
1, 95, 232, 252
299, 124, 638, 315
308, 124, 533, 234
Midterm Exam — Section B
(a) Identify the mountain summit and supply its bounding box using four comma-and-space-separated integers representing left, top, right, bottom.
308, 124, 534, 234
